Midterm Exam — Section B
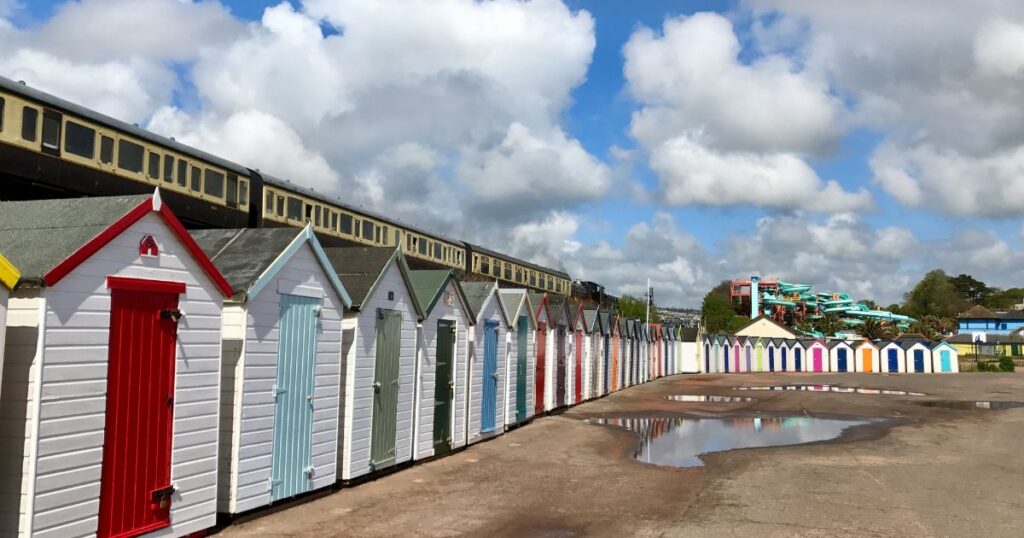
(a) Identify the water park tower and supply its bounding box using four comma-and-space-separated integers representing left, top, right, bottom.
750, 275, 760, 319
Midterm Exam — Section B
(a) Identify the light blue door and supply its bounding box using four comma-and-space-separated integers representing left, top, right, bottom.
940, 350, 951, 372
481, 321, 499, 433
271, 294, 320, 501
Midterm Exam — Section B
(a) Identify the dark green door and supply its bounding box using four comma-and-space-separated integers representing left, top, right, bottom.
432, 320, 455, 454
371, 308, 402, 470
516, 316, 529, 422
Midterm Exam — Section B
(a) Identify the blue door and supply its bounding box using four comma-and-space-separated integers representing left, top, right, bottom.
781, 347, 788, 371
888, 349, 899, 372
837, 348, 848, 372
271, 294, 320, 501
913, 349, 925, 373
940, 350, 951, 372
795, 348, 802, 371
768, 348, 775, 372
481, 321, 499, 433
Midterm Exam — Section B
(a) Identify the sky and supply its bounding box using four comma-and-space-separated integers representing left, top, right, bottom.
3, 0, 1024, 307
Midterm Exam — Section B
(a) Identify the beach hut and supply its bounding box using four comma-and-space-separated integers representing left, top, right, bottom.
543, 296, 570, 408
766, 338, 783, 372
498, 289, 537, 425
789, 339, 804, 372
855, 340, 881, 373
461, 282, 512, 443
619, 319, 631, 387
192, 226, 351, 513
527, 292, 549, 414
931, 341, 959, 373
902, 339, 934, 374
611, 314, 623, 390
828, 340, 856, 373
665, 326, 675, 375
0, 193, 232, 538
566, 297, 585, 404
409, 270, 473, 458
803, 339, 829, 372
678, 328, 699, 373
635, 320, 646, 384
744, 337, 756, 373
583, 309, 601, 400
879, 340, 906, 373
598, 312, 613, 394
777, 338, 791, 371
754, 337, 767, 372
329, 246, 425, 480
0, 251, 17, 398
706, 335, 717, 374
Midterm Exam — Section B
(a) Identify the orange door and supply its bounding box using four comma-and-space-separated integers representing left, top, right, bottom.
612, 334, 619, 391
863, 348, 873, 372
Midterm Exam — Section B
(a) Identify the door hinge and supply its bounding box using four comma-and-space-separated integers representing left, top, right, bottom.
150, 485, 176, 510
304, 466, 315, 479
161, 309, 184, 323
373, 381, 382, 392
273, 384, 287, 400
314, 306, 323, 318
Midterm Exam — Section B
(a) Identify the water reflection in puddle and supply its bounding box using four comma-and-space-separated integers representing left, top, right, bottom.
738, 385, 924, 396
915, 400, 1024, 410
593, 416, 873, 468
667, 395, 755, 403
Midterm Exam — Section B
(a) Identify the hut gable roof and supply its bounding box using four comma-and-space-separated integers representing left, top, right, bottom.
734, 315, 798, 339
583, 309, 599, 333
855, 339, 880, 349
498, 289, 536, 329
325, 246, 423, 318
679, 327, 699, 342
0, 191, 230, 295
460, 281, 510, 326
546, 295, 571, 326
192, 224, 350, 306
410, 269, 470, 317
527, 291, 548, 321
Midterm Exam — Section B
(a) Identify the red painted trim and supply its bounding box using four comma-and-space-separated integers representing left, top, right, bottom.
535, 293, 548, 320
157, 204, 233, 297
107, 276, 186, 294
43, 198, 153, 286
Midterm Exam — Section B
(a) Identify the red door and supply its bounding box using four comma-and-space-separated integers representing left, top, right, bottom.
98, 278, 182, 538
574, 330, 582, 402
535, 322, 547, 415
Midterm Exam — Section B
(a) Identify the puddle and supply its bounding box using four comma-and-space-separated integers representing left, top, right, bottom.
593, 416, 873, 468
915, 400, 1024, 410
667, 395, 755, 403
738, 385, 925, 396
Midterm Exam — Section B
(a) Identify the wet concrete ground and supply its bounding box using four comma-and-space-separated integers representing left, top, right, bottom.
216, 372, 1024, 537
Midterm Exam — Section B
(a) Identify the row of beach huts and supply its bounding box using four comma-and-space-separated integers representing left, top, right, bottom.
0, 192, 700, 538
701, 334, 960, 374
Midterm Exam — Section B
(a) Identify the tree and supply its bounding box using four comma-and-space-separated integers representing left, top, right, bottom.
701, 281, 743, 333
855, 318, 892, 340
903, 269, 969, 319
619, 294, 660, 322
948, 274, 992, 304
812, 313, 847, 338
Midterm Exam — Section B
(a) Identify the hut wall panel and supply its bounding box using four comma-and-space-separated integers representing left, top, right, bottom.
29, 213, 224, 537
468, 296, 506, 444
544, 323, 555, 410
523, 324, 535, 418
228, 245, 344, 513
222, 305, 246, 340
504, 325, 516, 426
679, 342, 698, 373
339, 264, 417, 480
414, 281, 468, 459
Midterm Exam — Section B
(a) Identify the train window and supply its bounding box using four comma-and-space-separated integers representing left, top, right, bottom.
362, 221, 375, 241
21, 107, 38, 142
100, 136, 114, 164
163, 155, 174, 183
64, 121, 95, 159
238, 180, 248, 206
204, 169, 224, 197
547, 279, 554, 291
190, 166, 202, 191
432, 243, 440, 259
314, 206, 321, 227
382, 226, 389, 245
341, 214, 353, 234
556, 282, 562, 293
515, 269, 523, 283
395, 230, 400, 246
276, 195, 284, 217
265, 191, 274, 213
480, 257, 490, 274
42, 113, 61, 151
493, 262, 501, 277
304, 204, 312, 222
530, 273, 536, 286
117, 139, 145, 173
148, 152, 160, 180
407, 235, 415, 251
418, 239, 428, 256
331, 212, 339, 231
504, 264, 512, 280
177, 159, 187, 186
226, 173, 238, 206
287, 197, 302, 220
375, 226, 382, 244
0, 96, 4, 131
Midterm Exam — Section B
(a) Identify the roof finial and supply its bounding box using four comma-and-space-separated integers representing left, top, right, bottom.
152, 188, 162, 211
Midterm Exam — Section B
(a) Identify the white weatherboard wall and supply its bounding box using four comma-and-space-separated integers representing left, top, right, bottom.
502, 325, 515, 427
544, 319, 555, 411
218, 245, 344, 514
338, 263, 418, 481
679, 341, 697, 373
0, 213, 224, 538
414, 280, 469, 459
467, 296, 505, 444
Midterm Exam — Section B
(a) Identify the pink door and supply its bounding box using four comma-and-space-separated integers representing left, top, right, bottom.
813, 347, 823, 372
734, 344, 740, 372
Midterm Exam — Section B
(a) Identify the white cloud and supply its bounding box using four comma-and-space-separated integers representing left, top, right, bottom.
975, 19, 1024, 78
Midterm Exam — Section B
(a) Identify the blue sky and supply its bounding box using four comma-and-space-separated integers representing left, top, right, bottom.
2, 0, 1024, 306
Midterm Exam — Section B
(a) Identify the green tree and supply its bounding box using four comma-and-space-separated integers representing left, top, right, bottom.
948, 274, 992, 304
854, 318, 891, 340
619, 294, 660, 322
812, 313, 847, 338
701, 281, 742, 332
903, 269, 969, 319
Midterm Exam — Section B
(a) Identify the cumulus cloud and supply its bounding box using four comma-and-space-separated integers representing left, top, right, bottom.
623, 12, 866, 213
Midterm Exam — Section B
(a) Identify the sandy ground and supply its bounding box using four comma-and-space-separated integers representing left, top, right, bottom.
215, 372, 1024, 537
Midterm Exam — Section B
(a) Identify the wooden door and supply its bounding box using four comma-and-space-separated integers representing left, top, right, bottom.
481, 321, 498, 433
813, 347, 823, 372
433, 319, 455, 454
271, 295, 320, 501
795, 348, 802, 371
371, 309, 402, 469
863, 348, 873, 372
837, 348, 848, 372
781, 347, 788, 371
98, 280, 181, 538
940, 350, 951, 372
516, 317, 528, 422
887, 348, 899, 372
535, 322, 546, 414
574, 331, 582, 402
704, 343, 710, 373
913, 349, 925, 372
556, 327, 566, 407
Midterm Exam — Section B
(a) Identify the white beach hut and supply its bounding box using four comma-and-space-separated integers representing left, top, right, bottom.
855, 340, 881, 373
931, 341, 959, 373
828, 340, 856, 373
498, 289, 537, 426
879, 340, 907, 373
460, 281, 512, 444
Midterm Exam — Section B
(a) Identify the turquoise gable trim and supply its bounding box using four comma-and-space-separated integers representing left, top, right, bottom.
247, 224, 353, 308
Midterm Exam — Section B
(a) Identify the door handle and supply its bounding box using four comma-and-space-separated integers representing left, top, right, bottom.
373, 381, 382, 392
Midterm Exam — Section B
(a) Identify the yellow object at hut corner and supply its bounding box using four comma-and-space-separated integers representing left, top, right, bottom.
0, 252, 20, 290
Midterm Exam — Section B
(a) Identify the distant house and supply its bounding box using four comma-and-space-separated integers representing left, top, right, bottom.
734, 315, 798, 340
948, 332, 1024, 357
957, 305, 1024, 335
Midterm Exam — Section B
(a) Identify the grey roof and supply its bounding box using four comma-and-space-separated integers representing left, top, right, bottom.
0, 76, 248, 175
546, 295, 570, 326
323, 247, 396, 309
460, 281, 496, 321
679, 327, 699, 342
583, 309, 599, 333
498, 289, 531, 326
192, 227, 303, 300
0, 195, 150, 286
409, 269, 458, 315
947, 332, 1024, 344
826, 339, 851, 349
899, 338, 933, 350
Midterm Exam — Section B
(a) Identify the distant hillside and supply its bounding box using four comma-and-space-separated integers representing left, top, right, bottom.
657, 307, 701, 326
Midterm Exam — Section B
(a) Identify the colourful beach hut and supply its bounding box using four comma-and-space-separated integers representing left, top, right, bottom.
708, 335, 719, 373
566, 297, 586, 405
461, 281, 512, 443
192, 226, 351, 513
879, 340, 906, 373
902, 339, 933, 373
599, 311, 613, 394
743, 336, 755, 373
803, 339, 829, 372
789, 339, 804, 371
583, 309, 601, 400
766, 338, 783, 372
329, 246, 425, 480
0, 251, 17, 398
855, 340, 881, 373
0, 193, 232, 538
731, 335, 742, 373
828, 340, 855, 373
931, 341, 959, 373
678, 328, 699, 373
754, 337, 767, 372
498, 289, 537, 425
546, 295, 571, 408
527, 292, 549, 413
410, 270, 474, 458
